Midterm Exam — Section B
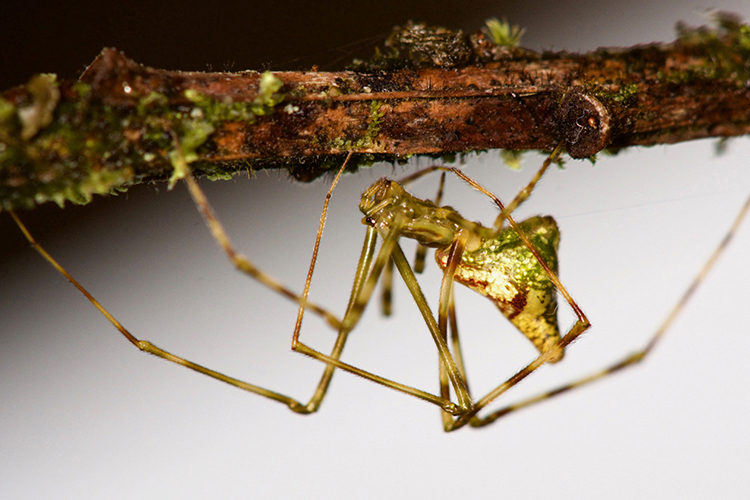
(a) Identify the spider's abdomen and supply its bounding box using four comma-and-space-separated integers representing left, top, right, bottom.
435, 216, 564, 362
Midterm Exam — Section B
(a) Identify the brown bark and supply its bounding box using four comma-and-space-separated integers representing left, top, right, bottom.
1, 16, 749, 210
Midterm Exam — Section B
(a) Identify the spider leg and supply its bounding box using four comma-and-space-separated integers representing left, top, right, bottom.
468, 191, 750, 426
10, 146, 357, 414
380, 171, 447, 317
292, 219, 471, 415
430, 149, 592, 430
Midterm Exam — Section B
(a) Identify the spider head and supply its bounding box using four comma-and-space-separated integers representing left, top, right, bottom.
360, 178, 460, 247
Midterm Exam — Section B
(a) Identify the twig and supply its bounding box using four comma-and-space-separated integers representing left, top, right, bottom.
1, 15, 749, 210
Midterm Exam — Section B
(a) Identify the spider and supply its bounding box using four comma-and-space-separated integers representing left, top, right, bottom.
9, 138, 750, 431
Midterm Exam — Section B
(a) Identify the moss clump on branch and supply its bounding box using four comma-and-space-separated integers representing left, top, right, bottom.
671, 11, 750, 83
0, 78, 138, 209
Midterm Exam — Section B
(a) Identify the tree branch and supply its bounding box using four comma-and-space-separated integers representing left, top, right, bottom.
1, 14, 749, 210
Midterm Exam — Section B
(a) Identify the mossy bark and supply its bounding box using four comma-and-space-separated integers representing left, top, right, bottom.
1, 15, 750, 210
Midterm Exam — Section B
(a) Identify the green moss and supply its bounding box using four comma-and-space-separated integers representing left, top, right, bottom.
205, 171, 235, 181
485, 18, 525, 47
0, 68, 294, 210
330, 100, 385, 152
71, 81, 92, 99
0, 85, 132, 210
136, 92, 168, 116
168, 118, 215, 188
365, 100, 385, 148
167, 72, 286, 185
256, 72, 284, 110
500, 149, 524, 170
609, 83, 639, 104
594, 83, 639, 108
184, 72, 284, 124
17, 74, 60, 140
44, 166, 135, 207
667, 12, 750, 85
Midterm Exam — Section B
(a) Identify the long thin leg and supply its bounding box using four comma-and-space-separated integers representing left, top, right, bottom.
174, 140, 366, 412
172, 138, 342, 331
297, 222, 380, 412
435, 232, 471, 429
417, 152, 591, 430
390, 238, 472, 411
414, 172, 446, 274
469, 191, 750, 426
494, 142, 565, 230
9, 148, 380, 414
380, 254, 395, 316
291, 214, 472, 414
174, 138, 453, 413
380, 171, 446, 316
448, 299, 469, 393
371, 156, 581, 429
170, 144, 483, 414
287, 158, 454, 413
9, 209, 319, 411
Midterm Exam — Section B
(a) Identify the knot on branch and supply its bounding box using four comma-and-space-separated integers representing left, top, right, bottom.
557, 89, 613, 158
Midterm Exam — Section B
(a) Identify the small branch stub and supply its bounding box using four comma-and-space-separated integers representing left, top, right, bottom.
556, 90, 614, 159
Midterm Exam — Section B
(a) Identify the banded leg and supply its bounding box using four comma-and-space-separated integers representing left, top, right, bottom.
418, 153, 591, 430
367, 152, 587, 429
11, 149, 362, 414
467, 191, 750, 427
9, 208, 333, 412
189, 140, 474, 414
494, 142, 566, 230
291, 212, 473, 415
171, 138, 342, 331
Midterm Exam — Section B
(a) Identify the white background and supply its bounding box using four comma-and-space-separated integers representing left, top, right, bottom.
2, 1, 750, 498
